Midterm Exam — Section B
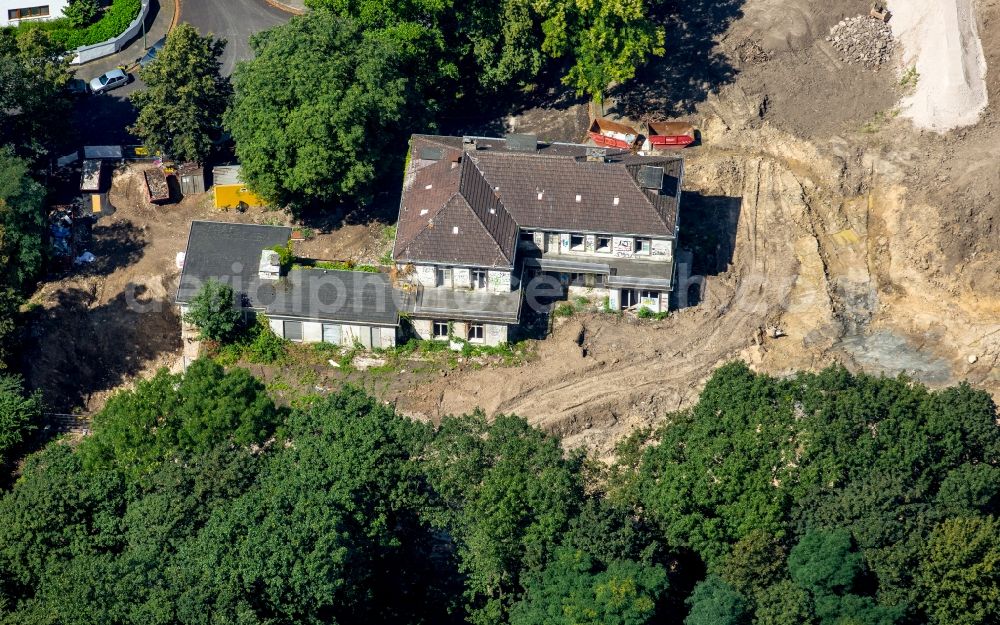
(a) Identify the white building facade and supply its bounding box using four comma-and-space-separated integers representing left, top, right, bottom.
1, 0, 68, 27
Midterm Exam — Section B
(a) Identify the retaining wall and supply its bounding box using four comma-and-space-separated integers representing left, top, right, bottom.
70, 0, 150, 65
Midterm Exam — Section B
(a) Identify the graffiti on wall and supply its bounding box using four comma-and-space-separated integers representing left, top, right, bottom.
613, 237, 634, 258
453, 267, 471, 288
651, 239, 671, 258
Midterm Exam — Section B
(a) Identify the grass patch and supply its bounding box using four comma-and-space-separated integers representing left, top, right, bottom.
292, 259, 380, 273
378, 224, 396, 265
861, 108, 900, 133
553, 296, 593, 318
899, 66, 919, 89
9, 0, 141, 51
637, 306, 669, 321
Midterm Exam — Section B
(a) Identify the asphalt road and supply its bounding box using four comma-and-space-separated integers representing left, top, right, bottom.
179, 0, 290, 76
69, 0, 288, 147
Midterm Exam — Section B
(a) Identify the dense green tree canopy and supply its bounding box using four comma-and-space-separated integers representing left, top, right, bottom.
0, 362, 997, 625
131, 24, 231, 163
0, 29, 72, 159
225, 13, 444, 209
422, 413, 584, 624
0, 148, 46, 295
0, 375, 40, 471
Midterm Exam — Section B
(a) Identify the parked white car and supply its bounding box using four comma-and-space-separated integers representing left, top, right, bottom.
88, 69, 129, 94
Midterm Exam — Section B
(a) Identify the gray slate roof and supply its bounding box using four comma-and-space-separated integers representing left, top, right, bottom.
176, 221, 292, 306
394, 135, 683, 267
264, 269, 400, 326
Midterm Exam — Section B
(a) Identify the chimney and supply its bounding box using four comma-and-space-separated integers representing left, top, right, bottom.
462, 136, 478, 152
505, 133, 538, 152
258, 249, 281, 280
586, 147, 607, 162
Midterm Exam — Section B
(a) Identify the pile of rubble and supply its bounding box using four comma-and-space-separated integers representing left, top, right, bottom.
826, 15, 895, 70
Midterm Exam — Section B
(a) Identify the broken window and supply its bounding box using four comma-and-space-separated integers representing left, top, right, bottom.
596, 236, 612, 253
433, 321, 449, 339
436, 267, 452, 287
570, 234, 585, 251
520, 231, 534, 242
635, 238, 651, 254
472, 269, 488, 289
468, 323, 484, 342
621, 289, 638, 308
283, 320, 303, 342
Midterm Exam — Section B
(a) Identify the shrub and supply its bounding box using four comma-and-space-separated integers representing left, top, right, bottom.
183, 279, 244, 342
62, 0, 100, 27
637, 306, 669, 320
553, 303, 576, 317
244, 316, 287, 364
269, 243, 293, 272
13, 0, 141, 51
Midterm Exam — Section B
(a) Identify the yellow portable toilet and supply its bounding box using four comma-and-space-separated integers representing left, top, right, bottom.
212, 165, 264, 209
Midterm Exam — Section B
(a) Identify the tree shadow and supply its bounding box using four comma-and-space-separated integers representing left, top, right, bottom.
62, 219, 147, 277
68, 88, 139, 148
21, 282, 181, 413
438, 62, 588, 138
607, 0, 745, 119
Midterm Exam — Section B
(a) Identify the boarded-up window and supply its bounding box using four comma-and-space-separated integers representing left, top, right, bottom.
322, 323, 341, 344
283, 320, 303, 341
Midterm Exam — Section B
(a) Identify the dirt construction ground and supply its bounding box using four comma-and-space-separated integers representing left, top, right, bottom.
391, 0, 1000, 455
24, 0, 1000, 456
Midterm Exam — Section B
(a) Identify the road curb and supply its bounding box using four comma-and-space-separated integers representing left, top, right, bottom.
262, 0, 306, 15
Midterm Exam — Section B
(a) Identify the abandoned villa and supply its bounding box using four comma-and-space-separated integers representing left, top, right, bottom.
175, 133, 684, 347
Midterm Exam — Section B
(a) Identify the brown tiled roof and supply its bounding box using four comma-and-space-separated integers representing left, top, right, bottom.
394, 140, 518, 268
394, 135, 683, 266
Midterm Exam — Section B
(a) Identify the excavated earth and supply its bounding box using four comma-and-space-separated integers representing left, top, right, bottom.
25, 0, 998, 458
386, 0, 1000, 457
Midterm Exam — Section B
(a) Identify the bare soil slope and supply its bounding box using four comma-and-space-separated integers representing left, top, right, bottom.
386, 0, 1000, 456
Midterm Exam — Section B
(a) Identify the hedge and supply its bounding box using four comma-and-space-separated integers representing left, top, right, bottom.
9, 0, 141, 51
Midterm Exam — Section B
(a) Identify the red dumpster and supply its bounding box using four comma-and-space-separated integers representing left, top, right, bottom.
646, 121, 696, 148
588, 118, 641, 150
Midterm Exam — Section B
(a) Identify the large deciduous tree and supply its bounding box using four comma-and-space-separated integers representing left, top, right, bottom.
0, 375, 40, 471
225, 13, 444, 210
0, 29, 72, 159
537, 0, 665, 105
917, 516, 1000, 625
130, 24, 231, 163
421, 413, 584, 625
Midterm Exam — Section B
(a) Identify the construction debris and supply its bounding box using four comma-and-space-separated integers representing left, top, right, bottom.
826, 15, 895, 70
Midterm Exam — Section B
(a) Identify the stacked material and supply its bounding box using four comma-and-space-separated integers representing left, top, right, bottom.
826, 15, 894, 70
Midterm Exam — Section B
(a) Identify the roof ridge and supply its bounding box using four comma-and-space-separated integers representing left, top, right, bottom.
402, 194, 512, 267
457, 159, 517, 264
